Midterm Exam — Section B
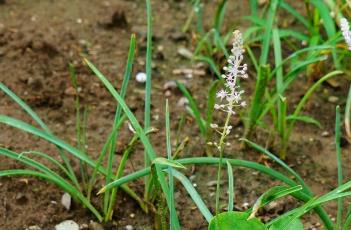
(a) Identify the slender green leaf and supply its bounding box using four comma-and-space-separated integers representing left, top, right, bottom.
345, 85, 351, 138
153, 158, 186, 169
286, 115, 322, 128
171, 168, 213, 222
226, 161, 234, 212
336, 106, 343, 229
176, 81, 206, 136
84, 58, 178, 225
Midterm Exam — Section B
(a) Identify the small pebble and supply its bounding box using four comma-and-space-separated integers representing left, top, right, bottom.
177, 47, 193, 59
163, 80, 177, 90
321, 131, 330, 137
79, 223, 88, 229
242, 202, 250, 209
165, 90, 171, 97
177, 97, 189, 107
15, 192, 28, 205
206, 180, 217, 187
61, 192, 71, 210
88, 221, 104, 230
26, 226, 41, 230
135, 72, 147, 83
55, 220, 79, 230
328, 96, 338, 103
170, 32, 187, 42
189, 175, 196, 181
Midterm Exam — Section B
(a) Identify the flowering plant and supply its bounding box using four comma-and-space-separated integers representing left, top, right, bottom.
212, 30, 248, 215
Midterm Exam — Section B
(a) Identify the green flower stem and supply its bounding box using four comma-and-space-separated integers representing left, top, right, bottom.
215, 101, 233, 216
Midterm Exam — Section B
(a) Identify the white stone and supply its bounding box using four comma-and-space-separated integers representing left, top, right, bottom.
61, 192, 71, 210
55, 220, 79, 230
135, 72, 147, 83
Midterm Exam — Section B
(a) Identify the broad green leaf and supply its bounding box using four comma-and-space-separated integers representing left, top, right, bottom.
269, 217, 303, 230
209, 211, 267, 230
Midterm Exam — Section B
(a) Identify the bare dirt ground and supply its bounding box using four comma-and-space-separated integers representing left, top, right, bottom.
0, 0, 350, 229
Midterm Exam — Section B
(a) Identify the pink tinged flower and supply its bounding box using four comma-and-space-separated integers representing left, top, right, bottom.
216, 89, 227, 100
213, 29, 248, 132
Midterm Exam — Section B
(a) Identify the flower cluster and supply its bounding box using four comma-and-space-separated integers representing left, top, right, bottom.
211, 30, 247, 137
341, 18, 351, 50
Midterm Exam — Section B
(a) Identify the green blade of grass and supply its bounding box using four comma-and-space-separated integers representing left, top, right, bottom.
226, 161, 234, 212
193, 55, 221, 78
0, 83, 79, 189
105, 34, 136, 218
248, 185, 303, 219
213, 0, 227, 32
345, 85, 351, 138
273, 28, 285, 155
278, 29, 309, 42
310, 0, 336, 38
280, 1, 310, 28
249, 0, 258, 17
0, 168, 102, 221
165, 99, 178, 230
0, 83, 50, 132
269, 45, 335, 78
259, 59, 335, 121
286, 115, 322, 128
205, 80, 221, 156
287, 70, 343, 136
18, 150, 70, 178
310, 0, 339, 68
144, 0, 152, 170
245, 45, 259, 73
194, 0, 204, 35
0, 148, 103, 221
171, 168, 213, 222
245, 65, 270, 137
241, 138, 312, 196
259, 0, 279, 65
336, 105, 343, 229
99, 156, 333, 229
106, 133, 144, 220
214, 29, 229, 58
193, 30, 214, 57
343, 211, 351, 230
87, 115, 126, 200
84, 58, 179, 227
176, 81, 206, 137
0, 115, 100, 170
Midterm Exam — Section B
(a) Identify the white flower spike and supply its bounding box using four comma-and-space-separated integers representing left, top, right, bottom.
212, 30, 247, 135
340, 18, 351, 50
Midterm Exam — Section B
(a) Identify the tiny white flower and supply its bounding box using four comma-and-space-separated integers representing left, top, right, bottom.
210, 123, 218, 128
212, 30, 247, 136
340, 18, 351, 50
216, 89, 227, 100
